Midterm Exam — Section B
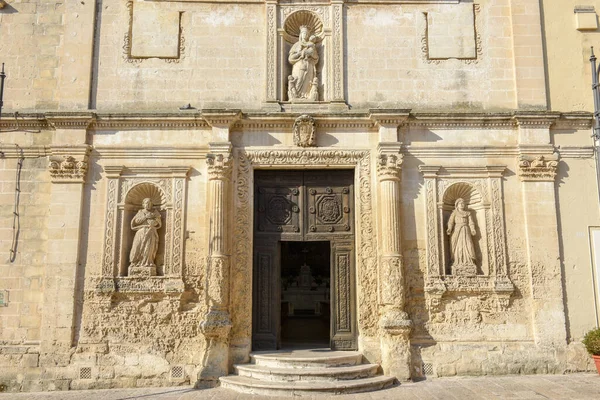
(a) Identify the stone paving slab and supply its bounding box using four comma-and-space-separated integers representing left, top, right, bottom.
1, 374, 600, 399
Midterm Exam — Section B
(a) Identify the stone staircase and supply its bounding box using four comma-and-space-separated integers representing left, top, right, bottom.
219, 349, 396, 396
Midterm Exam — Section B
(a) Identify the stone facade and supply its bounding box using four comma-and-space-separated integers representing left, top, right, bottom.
0, 0, 599, 393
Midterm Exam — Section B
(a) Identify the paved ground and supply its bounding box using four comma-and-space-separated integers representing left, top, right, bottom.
1, 374, 600, 399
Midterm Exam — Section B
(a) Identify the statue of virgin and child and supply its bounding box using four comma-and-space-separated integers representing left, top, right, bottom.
288, 25, 319, 102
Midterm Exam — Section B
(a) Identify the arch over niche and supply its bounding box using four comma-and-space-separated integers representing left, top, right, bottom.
125, 182, 167, 209
442, 181, 483, 209
283, 10, 324, 43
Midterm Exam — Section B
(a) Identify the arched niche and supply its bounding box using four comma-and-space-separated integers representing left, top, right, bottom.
121, 182, 168, 277
98, 166, 190, 294
282, 10, 326, 102
440, 182, 488, 276
265, 3, 346, 107
419, 165, 515, 312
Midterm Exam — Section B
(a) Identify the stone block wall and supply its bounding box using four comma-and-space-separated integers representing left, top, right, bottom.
0, 131, 53, 391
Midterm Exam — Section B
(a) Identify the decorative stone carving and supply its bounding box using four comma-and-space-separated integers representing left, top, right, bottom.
200, 146, 234, 386
231, 149, 378, 360
419, 166, 515, 312
98, 166, 190, 293
268, 6, 345, 106
207, 153, 232, 181
48, 155, 88, 183
447, 198, 477, 276
518, 154, 559, 181
128, 198, 162, 277
293, 115, 317, 147
287, 25, 320, 101
377, 152, 403, 180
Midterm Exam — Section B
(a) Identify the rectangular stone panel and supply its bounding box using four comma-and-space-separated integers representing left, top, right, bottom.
131, 3, 180, 58
427, 4, 476, 59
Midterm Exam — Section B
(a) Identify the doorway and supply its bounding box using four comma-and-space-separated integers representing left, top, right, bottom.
252, 170, 357, 351
280, 241, 330, 347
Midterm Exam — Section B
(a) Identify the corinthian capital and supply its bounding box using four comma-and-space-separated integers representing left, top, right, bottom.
518, 154, 559, 182
207, 153, 232, 181
48, 146, 91, 183
377, 153, 403, 180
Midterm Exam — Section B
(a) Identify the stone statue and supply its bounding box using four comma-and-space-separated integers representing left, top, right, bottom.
129, 198, 161, 276
446, 198, 477, 275
288, 26, 319, 101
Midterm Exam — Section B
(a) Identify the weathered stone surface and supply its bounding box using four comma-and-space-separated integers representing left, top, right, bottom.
0, 0, 599, 394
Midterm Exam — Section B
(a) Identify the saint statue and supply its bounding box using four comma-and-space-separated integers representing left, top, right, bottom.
446, 198, 477, 275
288, 26, 319, 101
129, 198, 161, 275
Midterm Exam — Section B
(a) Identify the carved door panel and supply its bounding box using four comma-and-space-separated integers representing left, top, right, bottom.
305, 170, 354, 237
330, 240, 357, 350
252, 170, 356, 351
252, 240, 280, 350
255, 171, 303, 239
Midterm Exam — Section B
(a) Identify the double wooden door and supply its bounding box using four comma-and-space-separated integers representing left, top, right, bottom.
252, 170, 357, 350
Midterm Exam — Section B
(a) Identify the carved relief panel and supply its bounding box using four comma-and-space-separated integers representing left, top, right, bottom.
305, 170, 353, 236
255, 171, 302, 237
419, 166, 514, 311
97, 166, 190, 294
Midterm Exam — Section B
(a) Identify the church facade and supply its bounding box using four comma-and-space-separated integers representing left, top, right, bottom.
1, 0, 600, 392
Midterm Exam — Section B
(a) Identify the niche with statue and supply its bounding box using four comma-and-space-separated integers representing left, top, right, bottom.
98, 166, 189, 293
441, 182, 487, 276
419, 166, 515, 310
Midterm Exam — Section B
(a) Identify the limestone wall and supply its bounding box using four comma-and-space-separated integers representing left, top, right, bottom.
0, 130, 52, 389
0, 1, 95, 111
0, 0, 540, 112
346, 1, 517, 111
542, 0, 600, 112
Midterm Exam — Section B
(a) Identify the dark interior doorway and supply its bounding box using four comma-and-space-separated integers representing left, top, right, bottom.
280, 241, 330, 347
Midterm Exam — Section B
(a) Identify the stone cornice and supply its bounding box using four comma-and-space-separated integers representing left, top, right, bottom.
0, 111, 592, 132
512, 111, 561, 129
46, 112, 95, 130
0, 145, 48, 158
201, 109, 242, 129
93, 146, 209, 159
369, 109, 411, 127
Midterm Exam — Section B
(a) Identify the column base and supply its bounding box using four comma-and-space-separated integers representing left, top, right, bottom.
379, 309, 412, 380
198, 309, 232, 385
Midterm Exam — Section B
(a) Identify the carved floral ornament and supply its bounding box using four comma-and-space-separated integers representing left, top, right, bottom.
48, 154, 89, 183
377, 153, 403, 180
518, 154, 559, 181
293, 115, 317, 147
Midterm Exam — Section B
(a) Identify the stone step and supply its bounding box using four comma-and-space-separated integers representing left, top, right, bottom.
250, 349, 363, 369
234, 363, 380, 381
219, 375, 396, 396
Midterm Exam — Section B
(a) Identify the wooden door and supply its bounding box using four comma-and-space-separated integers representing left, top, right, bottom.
252, 170, 357, 350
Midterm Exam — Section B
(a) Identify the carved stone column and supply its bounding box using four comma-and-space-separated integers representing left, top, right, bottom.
198, 144, 234, 387
376, 143, 411, 380
518, 153, 567, 352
